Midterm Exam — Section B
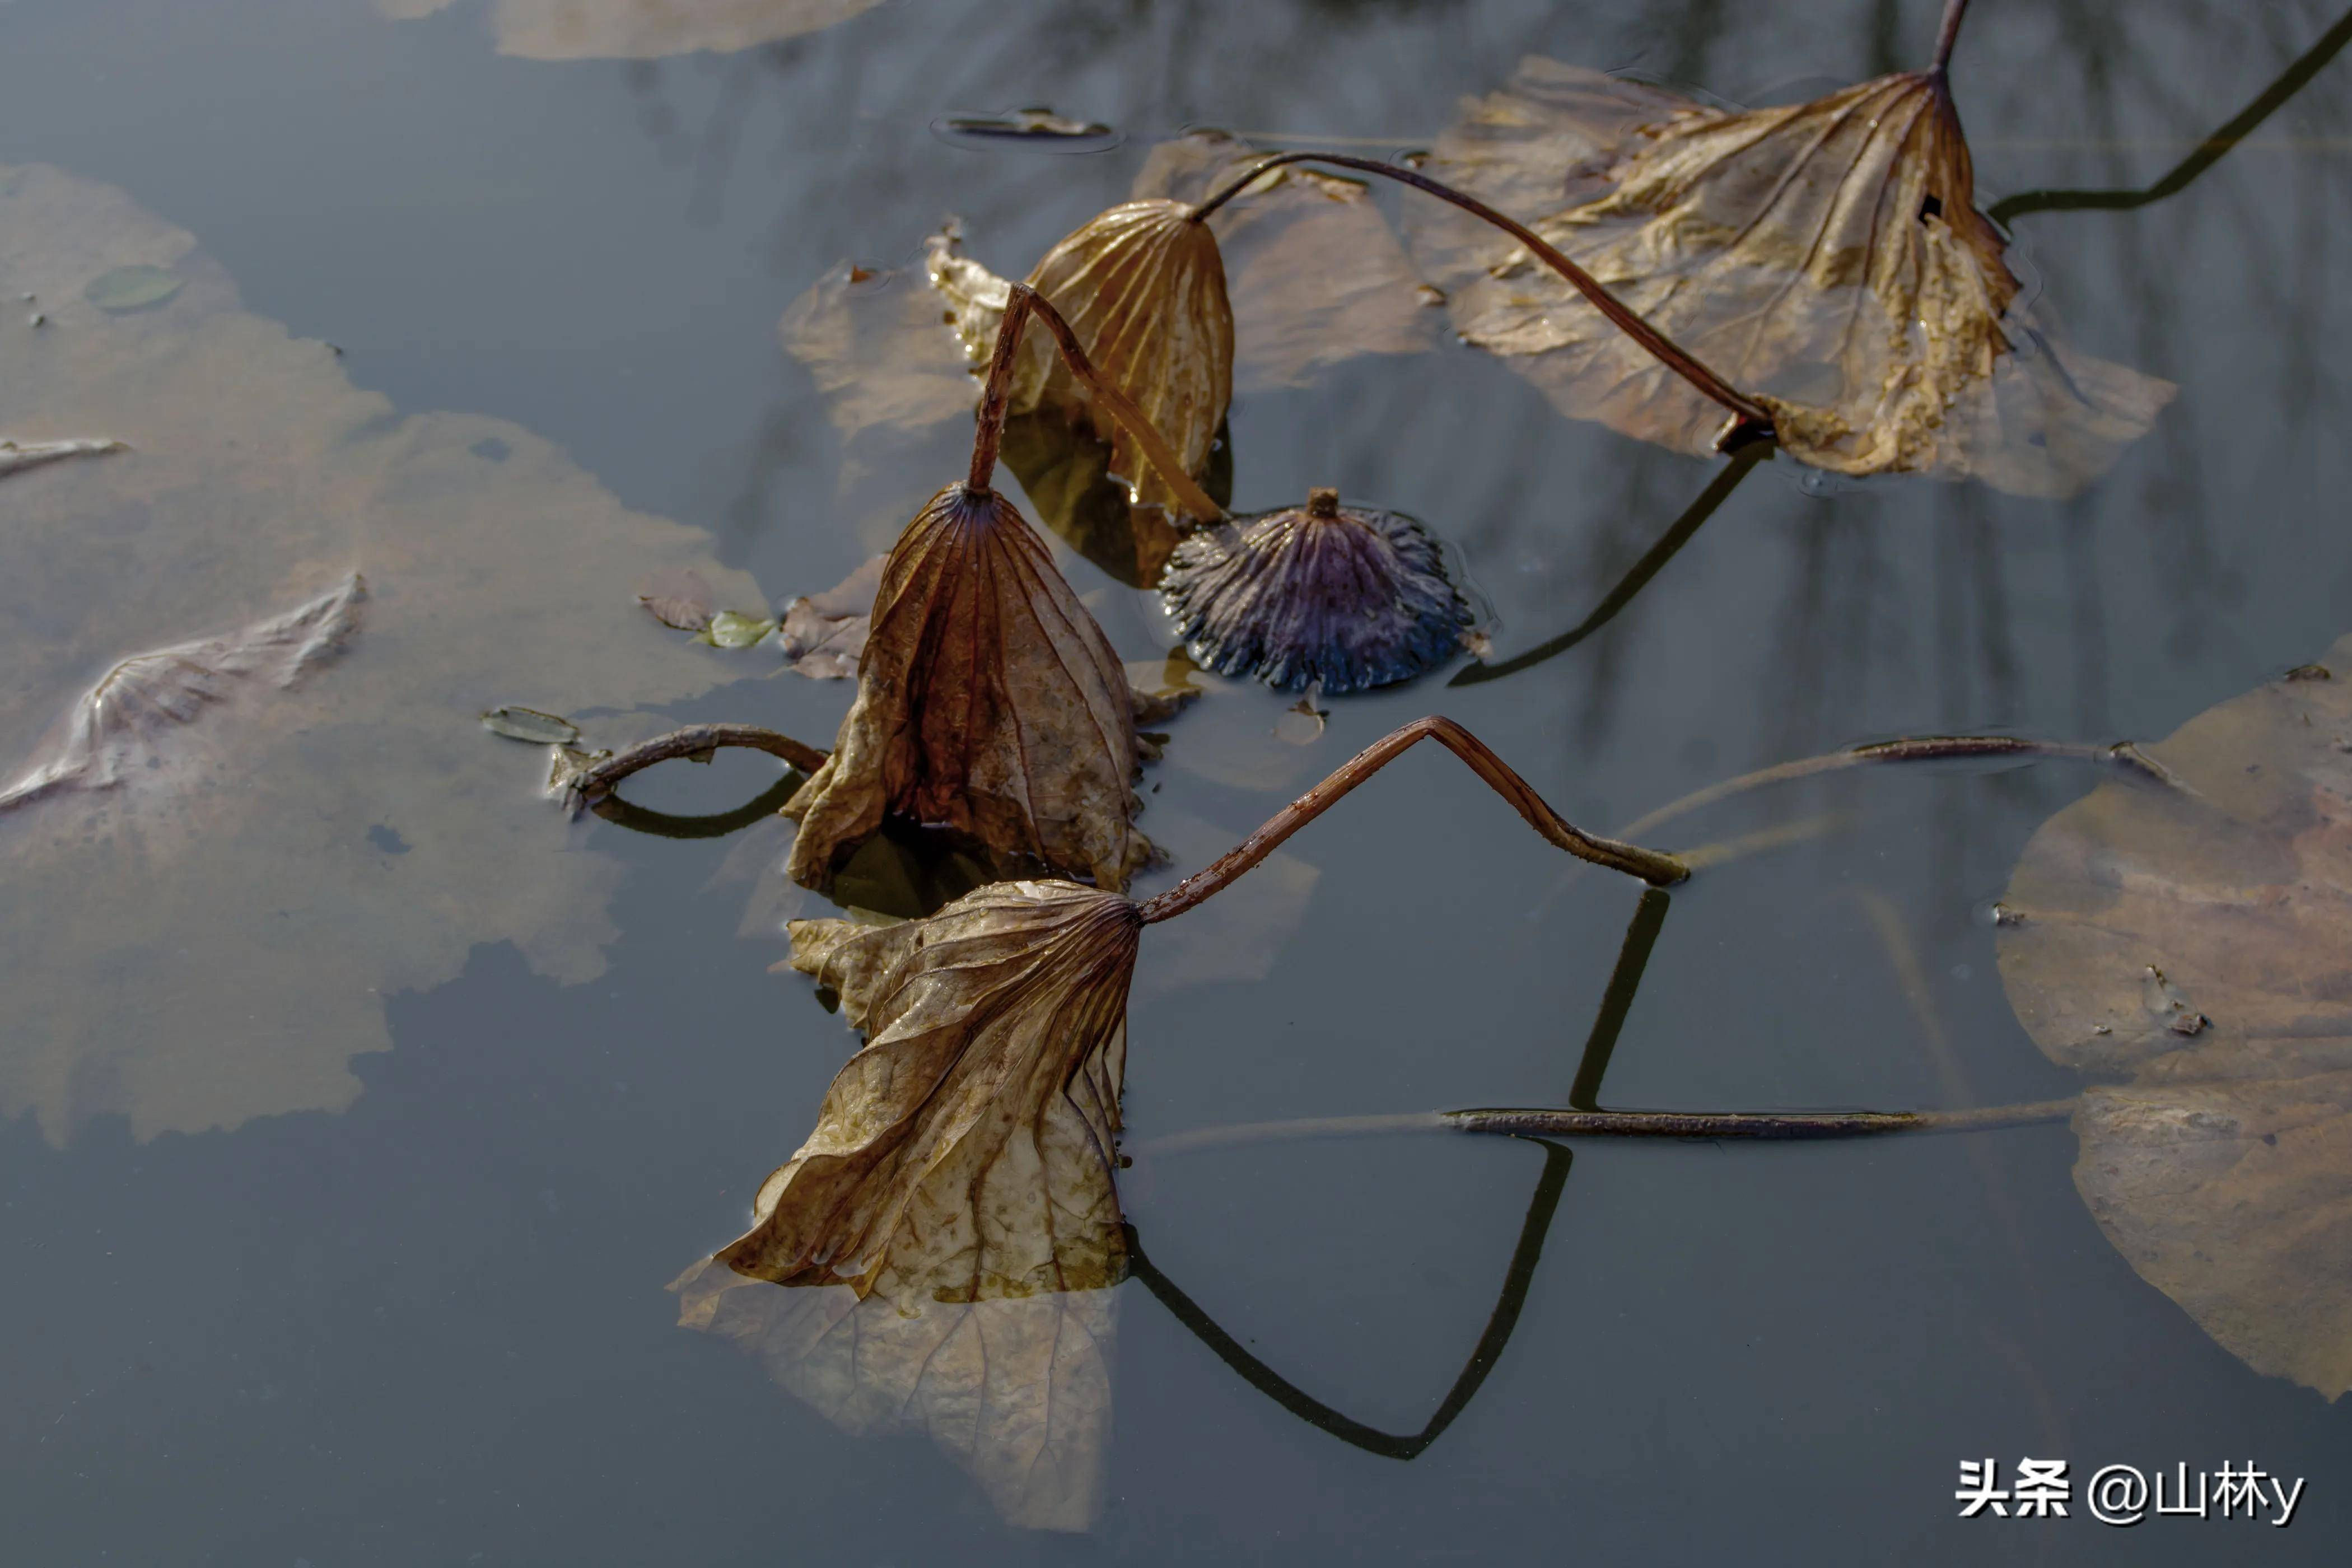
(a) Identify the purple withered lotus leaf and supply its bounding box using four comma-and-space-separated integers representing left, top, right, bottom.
783, 483, 1157, 891
1160, 488, 1470, 694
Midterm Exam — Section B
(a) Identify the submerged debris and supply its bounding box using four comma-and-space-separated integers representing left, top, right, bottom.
1161, 488, 1471, 693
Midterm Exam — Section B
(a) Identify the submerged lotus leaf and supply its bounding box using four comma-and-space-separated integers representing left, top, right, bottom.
1161, 488, 1469, 693
783, 483, 1156, 892
722, 879, 1140, 1302
377, 0, 885, 59
1998, 642, 2352, 1396
1411, 58, 2174, 496
0, 162, 764, 1141
674, 1261, 1117, 1531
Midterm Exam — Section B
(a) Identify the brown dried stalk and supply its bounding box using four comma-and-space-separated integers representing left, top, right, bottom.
1137, 715, 1687, 924
557, 723, 828, 810
973, 282, 1226, 524
1186, 152, 1774, 444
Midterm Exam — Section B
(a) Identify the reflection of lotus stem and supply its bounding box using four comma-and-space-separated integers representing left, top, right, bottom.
1133, 1098, 2080, 1157
969, 283, 1226, 523
1135, 715, 1687, 925
563, 723, 829, 805
1930, 0, 1972, 77
1185, 152, 1774, 442
1614, 734, 2178, 845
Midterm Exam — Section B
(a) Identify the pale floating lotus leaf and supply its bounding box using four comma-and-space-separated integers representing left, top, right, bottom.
1, 576, 363, 812
0, 436, 125, 480
722, 879, 1140, 1303
696, 609, 774, 648
1161, 488, 1469, 693
674, 1261, 1117, 1531
934, 202, 1231, 517
1998, 642, 2352, 1396
1411, 58, 2175, 497
377, 0, 885, 59
783, 484, 1156, 892
1131, 129, 1435, 392
479, 703, 580, 745
776, 553, 884, 679
0, 162, 764, 1141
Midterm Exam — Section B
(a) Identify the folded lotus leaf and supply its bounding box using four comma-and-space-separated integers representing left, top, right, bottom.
783, 483, 1156, 892
0, 162, 766, 1141
1412, 58, 2174, 496
377, 0, 885, 58
1998, 644, 2352, 1395
674, 1261, 1117, 1531
721, 880, 1141, 1304
1160, 487, 1469, 693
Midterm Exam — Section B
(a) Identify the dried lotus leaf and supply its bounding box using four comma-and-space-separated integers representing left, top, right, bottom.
776, 553, 884, 679
1999, 636, 2352, 1394
721, 880, 1141, 1304
1412, 59, 2173, 496
783, 484, 1156, 892
1161, 488, 1469, 693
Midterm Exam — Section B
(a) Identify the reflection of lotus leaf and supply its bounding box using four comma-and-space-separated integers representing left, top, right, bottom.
1998, 645, 2352, 1396
0, 163, 765, 1141
1411, 59, 2174, 496
376, 0, 886, 59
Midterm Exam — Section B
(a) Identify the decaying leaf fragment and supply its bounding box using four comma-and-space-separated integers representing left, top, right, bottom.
783, 484, 1156, 892
376, 0, 887, 59
776, 553, 884, 679
0, 436, 125, 480
1160, 487, 1471, 693
1998, 637, 2352, 1396
1412, 58, 2174, 495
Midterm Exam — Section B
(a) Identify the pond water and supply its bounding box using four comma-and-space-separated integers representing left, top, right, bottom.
3, 0, 2349, 1561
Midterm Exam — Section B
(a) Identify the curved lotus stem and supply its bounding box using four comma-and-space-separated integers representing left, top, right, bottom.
1929, 0, 1972, 77
970, 282, 1227, 524
1184, 152, 1774, 444
558, 723, 829, 808
1136, 715, 1687, 925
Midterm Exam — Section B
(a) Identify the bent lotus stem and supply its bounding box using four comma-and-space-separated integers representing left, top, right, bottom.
561, 722, 829, 806
1929, 0, 1972, 77
1131, 1098, 2081, 1157
1136, 715, 1687, 925
1184, 152, 1774, 442
969, 282, 1227, 524
1613, 734, 2180, 845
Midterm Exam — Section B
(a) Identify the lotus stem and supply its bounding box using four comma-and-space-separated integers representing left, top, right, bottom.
1131, 1098, 2081, 1157
1135, 715, 1687, 925
1930, 0, 1972, 77
968, 283, 1226, 524
1613, 735, 2178, 845
561, 723, 828, 806
1185, 152, 1774, 441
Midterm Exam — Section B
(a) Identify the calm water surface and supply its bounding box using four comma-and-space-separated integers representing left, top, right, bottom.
3, 0, 2349, 1561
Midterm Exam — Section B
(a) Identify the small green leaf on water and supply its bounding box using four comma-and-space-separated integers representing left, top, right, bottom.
697, 612, 776, 650
481, 705, 580, 744
84, 265, 184, 313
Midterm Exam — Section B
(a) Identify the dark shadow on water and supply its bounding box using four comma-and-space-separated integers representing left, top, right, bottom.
590, 770, 805, 839
1989, 5, 2352, 224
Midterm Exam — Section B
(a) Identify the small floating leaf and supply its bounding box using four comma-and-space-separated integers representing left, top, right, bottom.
0, 436, 126, 480
480, 705, 580, 744
696, 610, 776, 650
777, 555, 884, 679
636, 569, 716, 632
930, 108, 1123, 155
83, 264, 183, 312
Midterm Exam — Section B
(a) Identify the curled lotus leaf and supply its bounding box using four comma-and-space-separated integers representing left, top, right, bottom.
674, 1259, 1117, 1531
1161, 488, 1470, 694
720, 879, 1141, 1304
1998, 642, 2352, 1396
783, 483, 1158, 893
0, 162, 765, 1141
1410, 58, 2174, 496
376, 0, 886, 59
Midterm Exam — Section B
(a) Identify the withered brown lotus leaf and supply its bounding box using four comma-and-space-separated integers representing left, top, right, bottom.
776, 553, 884, 679
783, 483, 1155, 892
1412, 58, 2174, 496
721, 879, 1141, 1303
1161, 487, 1469, 694
675, 1256, 1116, 1530
377, 0, 886, 59
1998, 639, 2352, 1396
